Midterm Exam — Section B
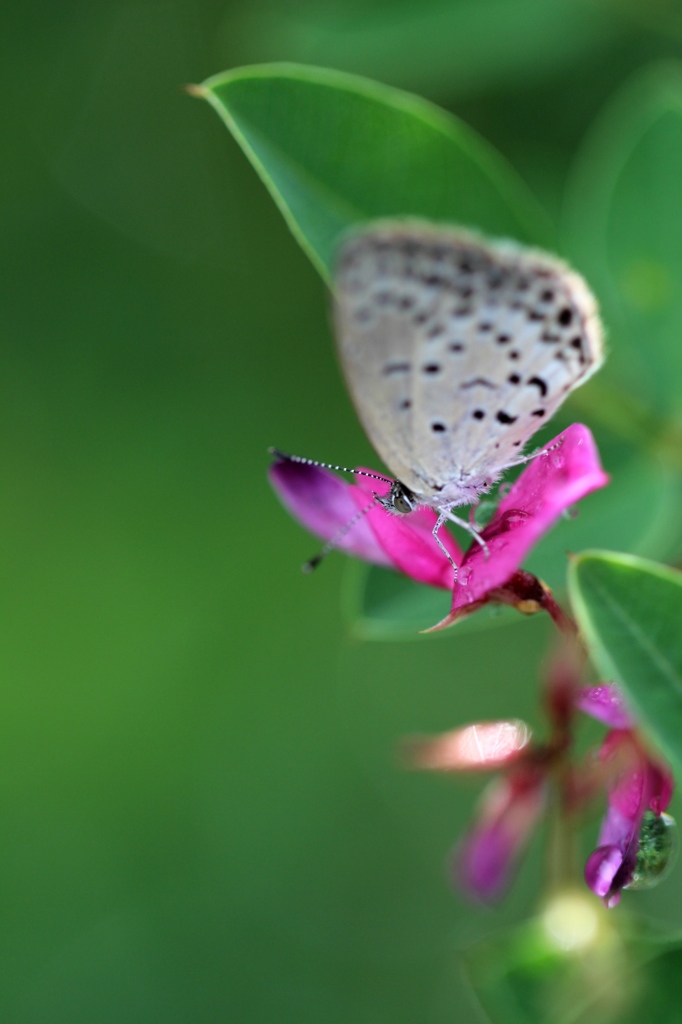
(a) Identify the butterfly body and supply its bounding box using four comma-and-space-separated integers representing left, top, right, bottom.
334, 222, 604, 514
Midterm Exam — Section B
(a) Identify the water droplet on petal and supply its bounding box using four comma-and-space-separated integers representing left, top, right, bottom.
458, 565, 472, 586
625, 811, 677, 891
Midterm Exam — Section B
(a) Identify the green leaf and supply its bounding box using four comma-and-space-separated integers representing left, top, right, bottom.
564, 63, 682, 416
196, 62, 551, 279
462, 908, 682, 1024
568, 550, 682, 772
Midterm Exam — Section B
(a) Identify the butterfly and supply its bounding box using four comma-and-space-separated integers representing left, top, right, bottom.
275, 220, 604, 575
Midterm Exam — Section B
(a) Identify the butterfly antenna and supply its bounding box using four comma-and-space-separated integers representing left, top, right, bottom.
268, 448, 393, 485
302, 496, 382, 574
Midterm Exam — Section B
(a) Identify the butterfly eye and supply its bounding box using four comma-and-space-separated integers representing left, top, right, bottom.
392, 489, 415, 514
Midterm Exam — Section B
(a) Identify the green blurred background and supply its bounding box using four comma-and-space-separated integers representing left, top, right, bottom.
3, 1, 682, 1021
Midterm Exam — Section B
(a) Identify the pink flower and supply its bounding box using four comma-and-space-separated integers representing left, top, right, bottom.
456, 767, 547, 901
574, 684, 633, 731
270, 425, 608, 623
407, 683, 674, 906
408, 720, 546, 902
268, 455, 397, 570
434, 423, 608, 627
269, 455, 463, 587
578, 685, 674, 907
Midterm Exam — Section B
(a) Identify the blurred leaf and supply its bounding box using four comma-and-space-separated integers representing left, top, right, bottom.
29, 4, 224, 262
632, 938, 682, 1020
462, 908, 682, 1024
197, 62, 551, 279
220, 0, 617, 99
602, 0, 682, 43
568, 551, 682, 773
564, 63, 682, 417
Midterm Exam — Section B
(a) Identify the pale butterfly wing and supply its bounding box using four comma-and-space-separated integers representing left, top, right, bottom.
333, 222, 604, 507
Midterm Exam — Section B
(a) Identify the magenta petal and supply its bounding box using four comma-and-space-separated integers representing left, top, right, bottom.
455, 772, 546, 902
585, 845, 624, 899
650, 763, 674, 815
353, 473, 463, 589
458, 820, 515, 902
451, 424, 609, 612
269, 461, 392, 567
575, 685, 634, 730
585, 731, 674, 905
617, 731, 675, 816
595, 800, 635, 852
584, 801, 636, 905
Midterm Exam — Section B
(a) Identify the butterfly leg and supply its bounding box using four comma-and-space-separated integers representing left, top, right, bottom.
506, 438, 564, 468
432, 512, 459, 583
442, 509, 490, 559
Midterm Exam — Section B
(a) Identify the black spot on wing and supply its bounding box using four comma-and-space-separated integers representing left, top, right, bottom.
496, 411, 518, 425
570, 336, 588, 365
527, 376, 548, 398
461, 377, 496, 390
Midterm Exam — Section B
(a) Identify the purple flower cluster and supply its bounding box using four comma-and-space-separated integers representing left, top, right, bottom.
270, 420, 675, 907
409, 684, 673, 906
579, 687, 673, 907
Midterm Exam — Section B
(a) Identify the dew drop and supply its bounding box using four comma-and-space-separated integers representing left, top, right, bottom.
458, 566, 472, 586
625, 812, 677, 891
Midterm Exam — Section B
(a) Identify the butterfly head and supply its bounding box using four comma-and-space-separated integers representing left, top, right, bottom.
377, 480, 419, 515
